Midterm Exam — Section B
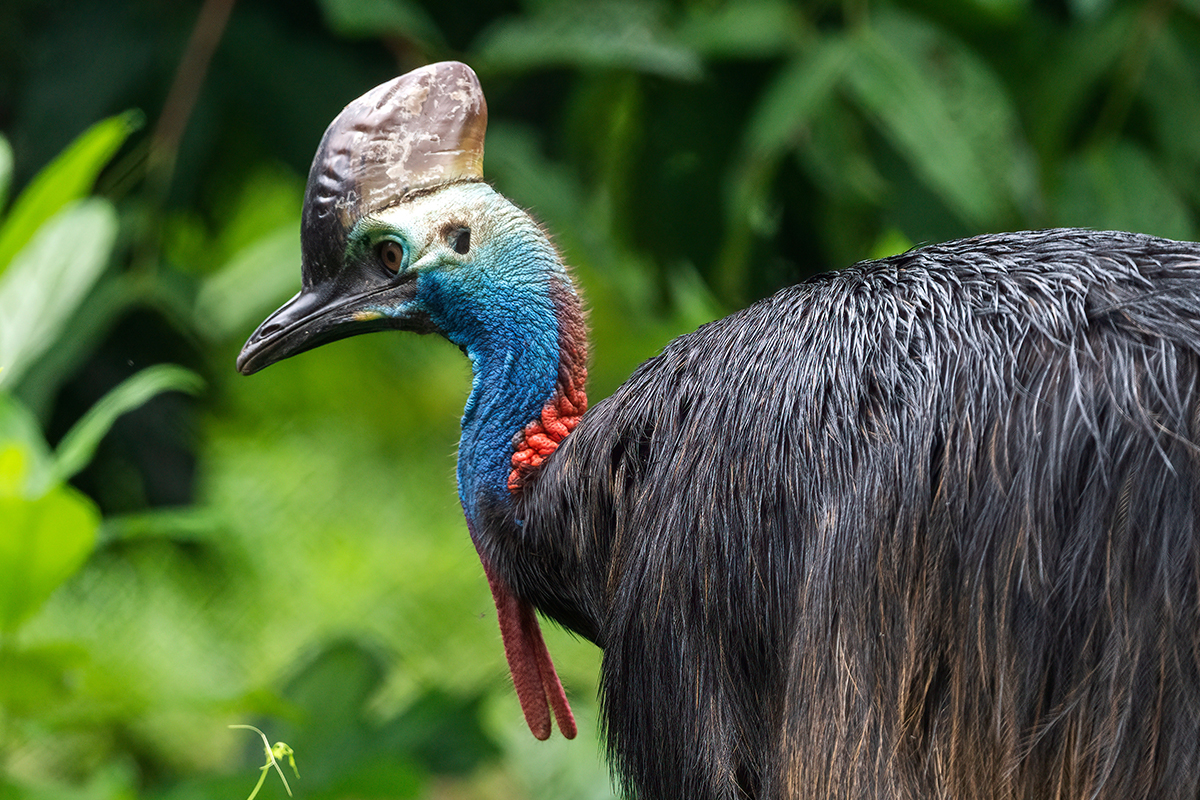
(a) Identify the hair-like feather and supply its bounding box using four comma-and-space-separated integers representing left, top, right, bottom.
478, 228, 1200, 799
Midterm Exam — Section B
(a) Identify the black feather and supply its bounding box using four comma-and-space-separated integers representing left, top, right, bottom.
482, 229, 1200, 799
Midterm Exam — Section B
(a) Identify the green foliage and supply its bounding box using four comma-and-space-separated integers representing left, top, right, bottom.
51, 364, 205, 486
477, 2, 703, 78
0, 440, 98, 633
316, 0, 443, 48
0, 113, 140, 278
0, 200, 117, 389
3, 1, 1200, 799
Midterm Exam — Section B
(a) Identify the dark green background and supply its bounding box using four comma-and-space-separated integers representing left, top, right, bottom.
1, 0, 1197, 797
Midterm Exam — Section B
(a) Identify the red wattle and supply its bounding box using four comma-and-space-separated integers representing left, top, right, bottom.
481, 558, 576, 740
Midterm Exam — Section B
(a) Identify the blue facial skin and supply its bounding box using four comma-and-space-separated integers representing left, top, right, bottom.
349, 183, 572, 526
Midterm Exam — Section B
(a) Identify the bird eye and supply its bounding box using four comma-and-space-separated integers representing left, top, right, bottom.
451, 228, 470, 255
377, 241, 404, 273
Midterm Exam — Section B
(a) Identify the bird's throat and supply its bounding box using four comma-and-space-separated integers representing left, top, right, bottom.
455, 276, 588, 740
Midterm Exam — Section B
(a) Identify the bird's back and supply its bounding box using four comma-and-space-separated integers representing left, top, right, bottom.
525, 228, 1200, 799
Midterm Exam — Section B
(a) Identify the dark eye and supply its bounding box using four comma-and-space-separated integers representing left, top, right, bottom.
451, 228, 470, 255
377, 241, 404, 273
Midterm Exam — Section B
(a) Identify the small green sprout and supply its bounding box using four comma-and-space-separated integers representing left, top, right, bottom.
230, 724, 299, 800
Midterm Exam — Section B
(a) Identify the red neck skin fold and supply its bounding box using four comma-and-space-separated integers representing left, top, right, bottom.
508, 361, 588, 492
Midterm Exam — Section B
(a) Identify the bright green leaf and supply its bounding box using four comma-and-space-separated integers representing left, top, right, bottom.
0, 444, 30, 498
0, 472, 99, 632
52, 364, 204, 485
868, 227, 914, 260
0, 393, 52, 494
0, 199, 118, 389
0, 111, 140, 277
98, 507, 223, 545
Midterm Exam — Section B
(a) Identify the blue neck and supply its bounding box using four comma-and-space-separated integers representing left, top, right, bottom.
419, 236, 569, 527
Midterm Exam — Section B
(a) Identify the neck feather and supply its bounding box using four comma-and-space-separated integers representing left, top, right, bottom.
507, 283, 588, 491
450, 273, 588, 527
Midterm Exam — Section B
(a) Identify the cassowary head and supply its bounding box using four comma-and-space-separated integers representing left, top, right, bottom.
236, 60, 571, 378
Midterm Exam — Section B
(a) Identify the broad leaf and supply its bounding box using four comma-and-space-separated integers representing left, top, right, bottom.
0, 111, 139, 277
677, 0, 805, 59
843, 11, 1030, 226
744, 38, 853, 157
0, 641, 89, 718
0, 446, 99, 632
195, 223, 301, 343
0, 392, 52, 493
0, 199, 118, 389
52, 364, 205, 485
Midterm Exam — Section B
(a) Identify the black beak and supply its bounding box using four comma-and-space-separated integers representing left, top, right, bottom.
236, 277, 424, 375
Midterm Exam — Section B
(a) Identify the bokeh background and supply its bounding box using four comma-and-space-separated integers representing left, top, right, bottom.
2, 0, 1199, 798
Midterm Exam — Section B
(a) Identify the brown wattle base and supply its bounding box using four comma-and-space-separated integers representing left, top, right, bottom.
481, 558, 577, 740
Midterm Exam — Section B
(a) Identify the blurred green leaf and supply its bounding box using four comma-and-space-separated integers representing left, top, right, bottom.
98, 507, 224, 545
744, 38, 853, 157
796, 94, 888, 203
317, 0, 443, 46
844, 12, 1028, 227
1026, 7, 1135, 159
0, 392, 52, 492
52, 364, 204, 485
214, 165, 305, 267
677, 0, 805, 59
0, 135, 12, 213
196, 224, 301, 343
868, 227, 914, 260
961, 0, 1029, 21
0, 199, 118, 389
1141, 26, 1200, 197
0, 763, 139, 800
476, 1, 703, 80
384, 689, 502, 776
1069, 0, 1114, 20
0, 457, 99, 632
0, 112, 140, 277
1052, 142, 1194, 239
0, 641, 89, 717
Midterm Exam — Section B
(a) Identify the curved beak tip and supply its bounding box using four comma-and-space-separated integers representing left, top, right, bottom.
235, 347, 261, 376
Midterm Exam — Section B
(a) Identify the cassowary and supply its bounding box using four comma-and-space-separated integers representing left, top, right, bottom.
238, 62, 1200, 800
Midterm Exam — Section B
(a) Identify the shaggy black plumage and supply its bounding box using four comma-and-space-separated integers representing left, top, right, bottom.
481, 228, 1200, 799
